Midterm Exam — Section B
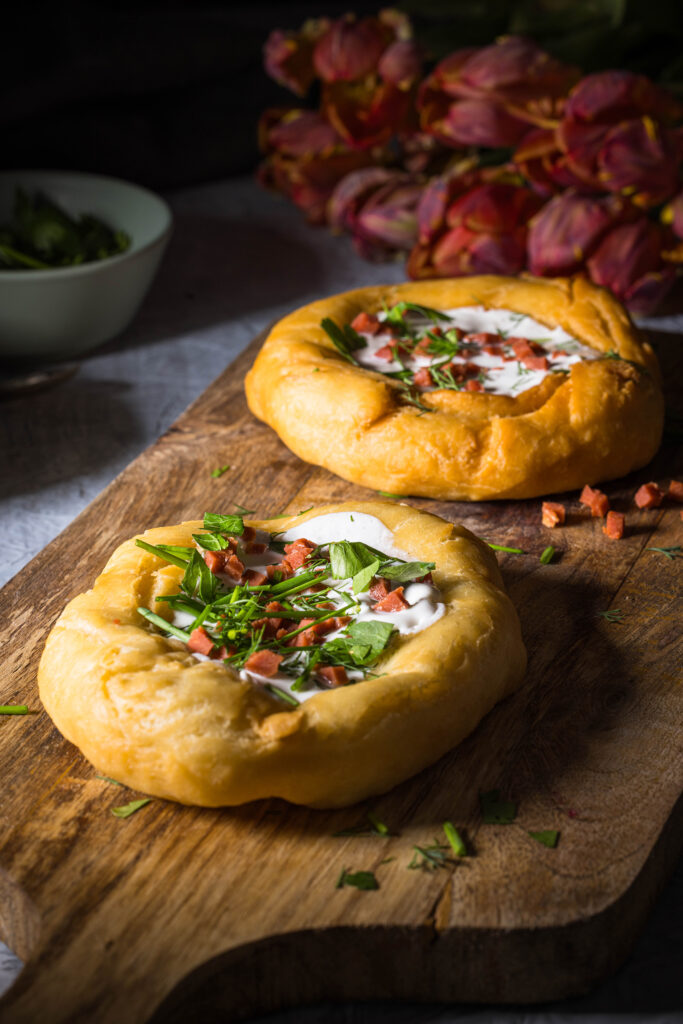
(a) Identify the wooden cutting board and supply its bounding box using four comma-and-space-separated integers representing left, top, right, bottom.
1, 329, 682, 1024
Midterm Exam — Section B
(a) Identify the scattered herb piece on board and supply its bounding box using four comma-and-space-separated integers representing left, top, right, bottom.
0, 705, 28, 715
0, 188, 130, 269
377, 491, 403, 499
443, 821, 467, 857
539, 545, 556, 564
96, 774, 123, 786
336, 867, 379, 890
111, 798, 151, 819
598, 609, 624, 623
487, 543, 525, 554
480, 789, 517, 824
646, 546, 681, 560
528, 829, 560, 848
407, 841, 451, 871
211, 465, 231, 478
334, 811, 394, 838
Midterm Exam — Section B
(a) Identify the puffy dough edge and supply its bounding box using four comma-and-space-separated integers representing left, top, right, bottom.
38, 502, 526, 808
245, 274, 664, 500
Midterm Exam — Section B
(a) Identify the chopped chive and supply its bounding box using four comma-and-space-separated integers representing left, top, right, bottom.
96, 774, 123, 785
540, 545, 555, 564
135, 539, 189, 569
377, 490, 403, 499
443, 821, 467, 857
211, 465, 230, 478
598, 609, 624, 623
647, 546, 681, 560
487, 543, 525, 554
111, 798, 151, 819
0, 705, 28, 715
407, 841, 450, 871
137, 607, 191, 642
528, 829, 560, 848
367, 811, 390, 836
263, 684, 300, 707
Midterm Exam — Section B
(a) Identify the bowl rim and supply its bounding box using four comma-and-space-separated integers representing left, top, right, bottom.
0, 168, 173, 281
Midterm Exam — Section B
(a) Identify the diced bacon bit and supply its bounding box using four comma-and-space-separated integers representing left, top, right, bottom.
579, 484, 610, 518
542, 501, 566, 528
244, 649, 283, 677
466, 331, 499, 347
375, 343, 397, 361
510, 337, 549, 371
223, 553, 246, 581
417, 571, 433, 584
317, 665, 349, 687
203, 550, 227, 574
413, 367, 434, 388
373, 586, 409, 613
415, 336, 432, 352
369, 576, 389, 601
553, 349, 569, 357
602, 511, 625, 540
245, 541, 268, 554
634, 482, 664, 509
465, 379, 484, 392
668, 480, 683, 503
241, 526, 255, 542
267, 562, 292, 581
243, 568, 267, 587
211, 645, 235, 660
112, 618, 121, 625
187, 627, 215, 657
334, 615, 352, 628
283, 537, 316, 570
429, 326, 443, 337
351, 311, 380, 334
227, 537, 239, 551
482, 342, 502, 355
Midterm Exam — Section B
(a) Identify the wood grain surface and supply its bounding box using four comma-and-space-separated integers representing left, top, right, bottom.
0, 330, 681, 1024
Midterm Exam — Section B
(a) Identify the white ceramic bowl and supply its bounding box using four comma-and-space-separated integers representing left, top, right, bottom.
0, 170, 172, 360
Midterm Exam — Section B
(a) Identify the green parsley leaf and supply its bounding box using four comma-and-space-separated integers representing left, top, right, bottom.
182, 550, 218, 604
540, 545, 555, 564
528, 829, 560, 848
203, 512, 245, 536
352, 559, 380, 595
329, 540, 377, 579
346, 620, 394, 661
378, 560, 435, 583
111, 798, 151, 819
336, 868, 379, 890
0, 705, 28, 715
480, 789, 517, 825
192, 532, 231, 551
211, 465, 230, 478
443, 821, 467, 857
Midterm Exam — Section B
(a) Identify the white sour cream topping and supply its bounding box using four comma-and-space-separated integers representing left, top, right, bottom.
355, 306, 598, 396
174, 512, 445, 703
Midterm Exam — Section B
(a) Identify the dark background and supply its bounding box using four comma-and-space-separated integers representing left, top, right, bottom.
4, 0, 682, 190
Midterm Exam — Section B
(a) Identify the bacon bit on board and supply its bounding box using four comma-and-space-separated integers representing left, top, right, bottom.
244, 649, 283, 677
187, 627, 215, 657
602, 511, 625, 540
668, 480, 683, 502
465, 379, 484, 392
634, 482, 664, 509
579, 484, 610, 518
351, 311, 380, 334
373, 586, 410, 613
369, 577, 389, 601
317, 665, 349, 687
542, 501, 566, 528
413, 367, 434, 388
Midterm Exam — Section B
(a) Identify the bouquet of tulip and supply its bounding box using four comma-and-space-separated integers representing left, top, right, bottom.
258, 10, 683, 315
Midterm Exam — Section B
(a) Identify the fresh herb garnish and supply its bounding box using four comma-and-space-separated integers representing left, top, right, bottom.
203, 512, 245, 536
443, 821, 467, 857
378, 560, 435, 583
334, 810, 393, 837
211, 465, 230, 478
540, 545, 556, 564
329, 540, 377, 580
528, 829, 560, 848
96, 774, 123, 785
480, 789, 517, 825
598, 609, 624, 623
408, 840, 451, 871
352, 559, 380, 595
137, 607, 191, 642
111, 798, 151, 819
264, 684, 300, 707
646, 546, 681, 560
321, 317, 366, 363
0, 705, 28, 715
135, 539, 190, 569
377, 490, 403, 499
384, 301, 451, 325
336, 868, 379, 890
487, 543, 525, 554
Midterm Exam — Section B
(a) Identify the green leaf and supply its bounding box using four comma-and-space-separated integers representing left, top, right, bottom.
528, 829, 560, 848
378, 560, 435, 583
480, 789, 517, 825
329, 540, 378, 580
346, 620, 394, 661
352, 559, 380, 595
192, 532, 231, 551
111, 798, 151, 819
443, 821, 467, 857
336, 868, 379, 890
203, 512, 245, 536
